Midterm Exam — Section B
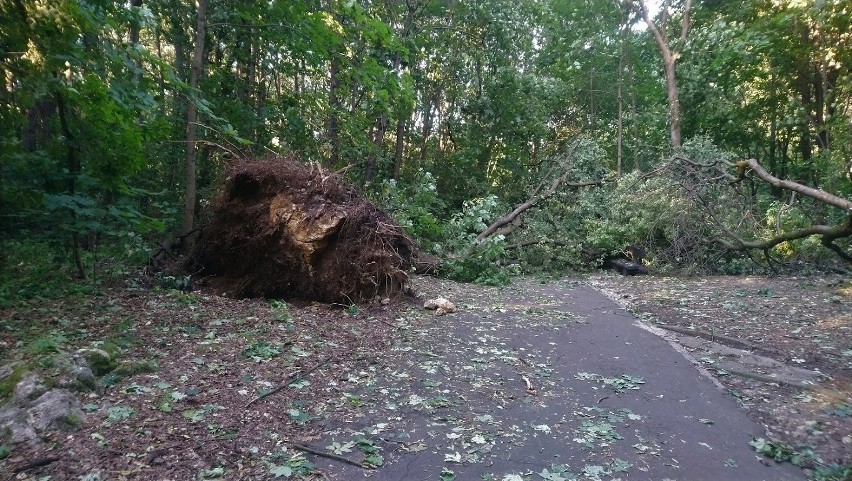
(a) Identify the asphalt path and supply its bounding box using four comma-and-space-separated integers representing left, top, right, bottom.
310, 278, 804, 481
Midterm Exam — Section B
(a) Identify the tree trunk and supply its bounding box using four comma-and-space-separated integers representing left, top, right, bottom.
181, 0, 207, 246
393, 117, 405, 180
616, 18, 626, 177
55, 87, 85, 279
589, 64, 595, 129
366, 112, 388, 183
637, 0, 691, 149
169, 2, 188, 192
662, 54, 682, 149
155, 25, 166, 114
129, 0, 142, 45
768, 73, 781, 197
328, 56, 341, 167
628, 49, 639, 171
419, 92, 435, 162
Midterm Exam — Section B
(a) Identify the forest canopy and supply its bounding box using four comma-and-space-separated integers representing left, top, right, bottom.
1, 0, 851, 299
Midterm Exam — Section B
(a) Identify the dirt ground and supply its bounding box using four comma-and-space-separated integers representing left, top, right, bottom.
0, 273, 849, 480
588, 273, 852, 469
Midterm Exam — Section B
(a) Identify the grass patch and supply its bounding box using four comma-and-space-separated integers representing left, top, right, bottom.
0, 364, 29, 401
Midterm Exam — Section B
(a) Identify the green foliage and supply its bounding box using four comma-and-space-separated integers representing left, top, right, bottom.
105, 405, 136, 424
0, 241, 84, 306
267, 453, 315, 479
156, 274, 192, 292
372, 170, 445, 251
345, 304, 360, 316
443, 237, 514, 286
355, 438, 385, 468
748, 436, 852, 481
81, 349, 116, 377
114, 359, 158, 377
0, 7, 172, 282
28, 330, 68, 355
242, 342, 281, 363
516, 135, 844, 274
269, 300, 292, 323
814, 464, 852, 481
512, 139, 681, 272
749, 437, 821, 468
439, 195, 515, 285
0, 364, 28, 401
1, 0, 850, 292
582, 173, 684, 262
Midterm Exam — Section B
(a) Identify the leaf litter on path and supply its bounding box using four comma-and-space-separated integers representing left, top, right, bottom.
589, 272, 852, 469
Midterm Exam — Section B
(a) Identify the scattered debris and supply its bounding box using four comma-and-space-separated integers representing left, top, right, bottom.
521, 374, 537, 396
612, 259, 648, 276
11, 456, 61, 475
291, 443, 369, 469
245, 355, 335, 408
589, 273, 852, 467
2, 274, 848, 479
423, 297, 456, 315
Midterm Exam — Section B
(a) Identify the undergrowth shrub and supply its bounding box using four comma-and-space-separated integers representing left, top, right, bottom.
372, 169, 445, 252
440, 195, 515, 285
0, 238, 153, 307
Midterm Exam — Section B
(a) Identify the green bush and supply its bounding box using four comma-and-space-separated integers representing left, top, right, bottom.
438, 195, 514, 285
372, 169, 445, 252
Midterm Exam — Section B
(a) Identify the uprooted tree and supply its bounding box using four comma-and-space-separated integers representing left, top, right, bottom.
190, 157, 414, 303
457, 136, 851, 274
718, 158, 851, 263
651, 145, 852, 269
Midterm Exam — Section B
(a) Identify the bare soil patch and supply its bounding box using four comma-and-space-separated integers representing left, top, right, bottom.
588, 273, 852, 468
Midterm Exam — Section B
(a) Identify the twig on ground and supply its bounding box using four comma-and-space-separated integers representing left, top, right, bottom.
13, 457, 61, 474
245, 355, 334, 408
374, 317, 397, 328
291, 443, 370, 469
145, 443, 184, 463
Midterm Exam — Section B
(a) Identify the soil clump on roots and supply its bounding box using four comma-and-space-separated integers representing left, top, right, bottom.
191, 156, 414, 303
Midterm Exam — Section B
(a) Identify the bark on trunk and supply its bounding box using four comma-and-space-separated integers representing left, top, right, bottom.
393, 117, 405, 180
55, 87, 85, 279
638, 0, 691, 149
328, 56, 341, 167
181, 0, 207, 245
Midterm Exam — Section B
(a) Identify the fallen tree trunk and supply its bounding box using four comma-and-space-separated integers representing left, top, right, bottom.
715, 214, 852, 263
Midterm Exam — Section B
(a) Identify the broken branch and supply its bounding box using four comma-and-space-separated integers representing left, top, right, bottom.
291, 443, 371, 469
13, 457, 61, 474
715, 215, 852, 262
245, 355, 334, 408
477, 141, 603, 243
734, 159, 852, 211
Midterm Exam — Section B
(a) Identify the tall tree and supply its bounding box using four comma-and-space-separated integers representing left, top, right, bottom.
637, 0, 692, 148
182, 0, 207, 244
